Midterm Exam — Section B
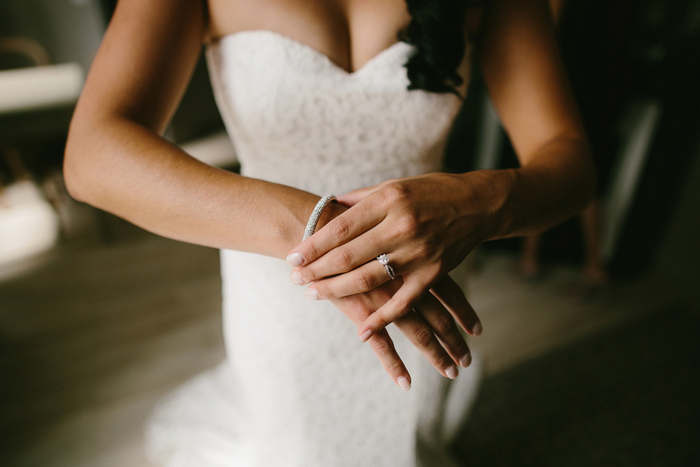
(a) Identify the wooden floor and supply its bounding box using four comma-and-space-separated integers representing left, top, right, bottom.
0, 203, 687, 467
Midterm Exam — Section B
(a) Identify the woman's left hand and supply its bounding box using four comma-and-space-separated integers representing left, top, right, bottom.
287, 171, 506, 341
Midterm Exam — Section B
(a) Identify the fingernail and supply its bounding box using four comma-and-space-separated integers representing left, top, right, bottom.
360, 330, 372, 342
459, 353, 472, 368
286, 252, 304, 267
304, 287, 319, 300
472, 322, 483, 336
445, 365, 458, 379
290, 271, 303, 285
397, 376, 411, 391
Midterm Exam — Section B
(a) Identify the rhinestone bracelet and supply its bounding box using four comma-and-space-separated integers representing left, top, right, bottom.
303, 194, 336, 240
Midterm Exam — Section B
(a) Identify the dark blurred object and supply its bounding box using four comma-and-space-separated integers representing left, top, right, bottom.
0, 0, 99, 179
610, 0, 700, 276
0, 35, 81, 180
0, 36, 63, 262
0, 36, 49, 69
167, 54, 226, 144
492, 0, 700, 278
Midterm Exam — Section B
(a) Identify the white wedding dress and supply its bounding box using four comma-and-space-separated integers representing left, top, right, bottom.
146, 30, 481, 467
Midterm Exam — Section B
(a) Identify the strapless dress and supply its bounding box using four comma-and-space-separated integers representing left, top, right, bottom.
145, 30, 481, 467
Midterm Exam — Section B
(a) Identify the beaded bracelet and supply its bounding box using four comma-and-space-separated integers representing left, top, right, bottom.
303, 194, 336, 240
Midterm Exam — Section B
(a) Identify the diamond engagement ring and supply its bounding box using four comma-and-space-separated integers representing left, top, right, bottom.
377, 254, 396, 280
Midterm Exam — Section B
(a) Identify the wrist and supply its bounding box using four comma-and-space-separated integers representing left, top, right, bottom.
454, 169, 517, 242
489, 168, 519, 240
316, 199, 347, 231
284, 195, 345, 264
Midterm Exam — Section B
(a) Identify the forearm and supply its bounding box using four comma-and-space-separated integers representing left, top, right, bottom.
462, 136, 595, 241
64, 117, 340, 259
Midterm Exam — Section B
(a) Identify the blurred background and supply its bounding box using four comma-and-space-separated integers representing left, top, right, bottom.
0, 0, 698, 465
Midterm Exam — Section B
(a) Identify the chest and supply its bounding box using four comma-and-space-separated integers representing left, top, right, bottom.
205, 0, 411, 73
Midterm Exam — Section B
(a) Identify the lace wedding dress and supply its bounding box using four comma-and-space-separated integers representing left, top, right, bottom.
146, 30, 481, 467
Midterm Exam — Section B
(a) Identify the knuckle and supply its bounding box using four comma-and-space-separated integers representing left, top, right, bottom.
328, 217, 352, 242
408, 322, 434, 347
411, 242, 434, 261
306, 240, 322, 260
433, 313, 457, 336
386, 183, 411, 204
414, 327, 435, 347
369, 336, 394, 357
396, 215, 421, 237
302, 267, 318, 283
331, 248, 354, 271
396, 299, 413, 317
385, 360, 404, 375
352, 270, 375, 292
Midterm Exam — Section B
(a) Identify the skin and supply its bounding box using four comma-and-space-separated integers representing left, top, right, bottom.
288, 0, 594, 340
63, 0, 593, 390
519, 0, 609, 288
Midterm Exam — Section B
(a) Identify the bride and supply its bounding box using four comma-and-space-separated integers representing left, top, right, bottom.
64, 0, 594, 465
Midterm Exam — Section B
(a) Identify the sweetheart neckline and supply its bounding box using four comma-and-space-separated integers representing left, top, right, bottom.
212, 29, 412, 76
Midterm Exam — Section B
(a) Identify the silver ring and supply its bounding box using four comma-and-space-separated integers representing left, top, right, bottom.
376, 254, 396, 280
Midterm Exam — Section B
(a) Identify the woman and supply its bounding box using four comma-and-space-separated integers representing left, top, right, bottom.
64, 0, 594, 465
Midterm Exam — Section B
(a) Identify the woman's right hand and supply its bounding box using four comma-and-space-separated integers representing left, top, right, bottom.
329, 273, 479, 390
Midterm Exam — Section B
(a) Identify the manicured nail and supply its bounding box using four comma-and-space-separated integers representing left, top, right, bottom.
459, 353, 472, 368
286, 252, 304, 267
472, 322, 483, 336
360, 330, 372, 342
304, 287, 319, 300
445, 365, 458, 379
397, 376, 411, 391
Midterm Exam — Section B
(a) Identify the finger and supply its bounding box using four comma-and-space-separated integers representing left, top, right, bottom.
413, 293, 472, 368
358, 275, 433, 342
304, 260, 393, 300
337, 178, 397, 206
394, 311, 459, 379
431, 275, 483, 336
336, 187, 375, 207
367, 330, 412, 391
336, 186, 381, 206
286, 201, 385, 268
291, 224, 401, 285
332, 293, 411, 390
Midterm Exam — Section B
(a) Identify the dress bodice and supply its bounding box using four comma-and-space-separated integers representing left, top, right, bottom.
147, 32, 480, 467
206, 30, 471, 195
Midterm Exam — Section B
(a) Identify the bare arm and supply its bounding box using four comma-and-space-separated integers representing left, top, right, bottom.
287, 0, 595, 338
478, 0, 595, 239
64, 0, 337, 259
64, 0, 479, 388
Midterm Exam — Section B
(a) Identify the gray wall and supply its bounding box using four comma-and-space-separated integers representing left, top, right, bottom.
0, 0, 105, 70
